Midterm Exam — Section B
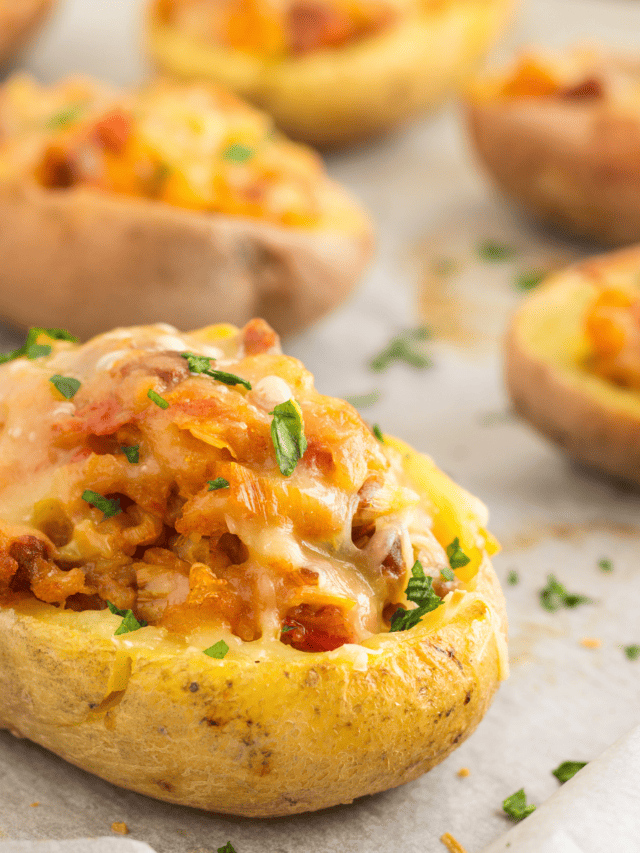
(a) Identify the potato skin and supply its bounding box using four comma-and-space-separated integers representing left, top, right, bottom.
148, 0, 512, 148
506, 246, 640, 484
466, 97, 640, 246
0, 0, 53, 67
0, 182, 372, 339
0, 553, 505, 816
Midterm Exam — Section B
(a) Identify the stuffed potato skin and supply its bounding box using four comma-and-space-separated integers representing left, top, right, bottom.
506, 246, 640, 484
466, 51, 640, 246
0, 556, 504, 816
147, 0, 513, 148
0, 76, 372, 337
0, 0, 53, 68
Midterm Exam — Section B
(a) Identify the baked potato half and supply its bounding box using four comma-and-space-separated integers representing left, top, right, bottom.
0, 319, 507, 817
0, 75, 372, 339
506, 245, 640, 484
147, 0, 513, 147
466, 48, 640, 246
0, 0, 53, 68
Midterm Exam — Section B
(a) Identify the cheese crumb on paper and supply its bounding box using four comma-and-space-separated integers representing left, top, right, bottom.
440, 832, 469, 853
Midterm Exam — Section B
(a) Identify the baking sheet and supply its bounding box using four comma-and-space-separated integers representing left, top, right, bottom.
1, 0, 640, 851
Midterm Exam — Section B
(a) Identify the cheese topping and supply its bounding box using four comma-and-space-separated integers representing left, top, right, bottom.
0, 74, 363, 230
0, 319, 490, 653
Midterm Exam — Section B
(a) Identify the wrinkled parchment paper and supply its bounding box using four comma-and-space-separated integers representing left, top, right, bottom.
1, 1, 640, 852
481, 724, 640, 852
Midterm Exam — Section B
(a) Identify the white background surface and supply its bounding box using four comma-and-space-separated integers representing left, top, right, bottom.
0, 1, 639, 851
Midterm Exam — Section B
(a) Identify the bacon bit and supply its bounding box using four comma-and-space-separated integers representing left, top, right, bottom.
70, 447, 93, 464
242, 318, 280, 356
581, 637, 602, 649
93, 110, 133, 153
36, 145, 76, 188
111, 822, 129, 835
560, 77, 603, 100
281, 604, 354, 652
55, 395, 131, 442
457, 767, 471, 777
440, 833, 469, 853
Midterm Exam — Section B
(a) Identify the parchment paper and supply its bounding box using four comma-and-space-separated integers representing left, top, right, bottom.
0, 1, 639, 851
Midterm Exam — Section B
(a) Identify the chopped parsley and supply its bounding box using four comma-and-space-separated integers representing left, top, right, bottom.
598, 558, 613, 572
440, 566, 455, 583
270, 399, 307, 477
624, 644, 640, 661
204, 640, 229, 659
502, 789, 536, 822
478, 240, 516, 262
431, 257, 458, 277
147, 388, 169, 409
539, 574, 592, 612
49, 374, 80, 399
389, 560, 443, 632
0, 327, 77, 364
345, 390, 380, 408
181, 352, 251, 390
82, 489, 122, 519
107, 601, 147, 635
369, 327, 433, 372
208, 477, 230, 491
372, 424, 384, 443
507, 569, 519, 586
515, 269, 546, 291
46, 102, 84, 129
217, 844, 237, 853
222, 143, 254, 163
281, 625, 295, 633
446, 537, 470, 570
121, 445, 139, 464
552, 761, 587, 783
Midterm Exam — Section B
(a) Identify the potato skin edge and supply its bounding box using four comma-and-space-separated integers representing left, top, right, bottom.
506, 247, 640, 484
0, 556, 505, 816
0, 182, 373, 339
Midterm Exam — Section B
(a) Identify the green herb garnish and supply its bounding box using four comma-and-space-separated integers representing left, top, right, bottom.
478, 240, 517, 262
389, 560, 444, 632
552, 761, 587, 783
0, 327, 77, 364
624, 644, 640, 661
440, 566, 455, 582
208, 477, 230, 491
181, 352, 251, 390
82, 489, 122, 519
281, 625, 295, 633
598, 558, 613, 572
540, 574, 592, 612
46, 102, 84, 129
372, 424, 384, 443
217, 844, 238, 853
270, 399, 307, 477
515, 269, 546, 291
222, 143, 254, 163
369, 328, 433, 372
502, 789, 536, 822
446, 537, 470, 570
121, 445, 139, 464
147, 388, 169, 409
204, 640, 229, 659
507, 570, 519, 586
345, 390, 380, 408
49, 375, 80, 399
107, 601, 147, 635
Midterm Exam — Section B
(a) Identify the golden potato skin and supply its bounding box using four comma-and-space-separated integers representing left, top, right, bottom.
506, 247, 640, 484
466, 97, 640, 246
148, 0, 512, 148
0, 183, 372, 339
0, 556, 505, 816
0, 0, 53, 67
